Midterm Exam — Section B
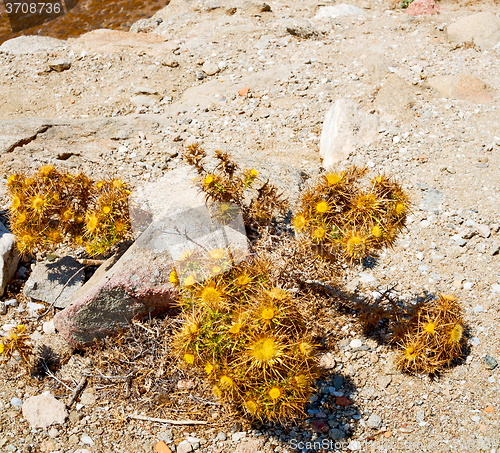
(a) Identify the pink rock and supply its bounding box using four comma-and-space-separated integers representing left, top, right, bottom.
406, 0, 438, 16
310, 419, 330, 433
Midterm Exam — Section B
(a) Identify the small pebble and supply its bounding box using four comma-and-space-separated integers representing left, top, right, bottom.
484, 355, 498, 370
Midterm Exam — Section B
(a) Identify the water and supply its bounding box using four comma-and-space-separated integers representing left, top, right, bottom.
0, 0, 170, 45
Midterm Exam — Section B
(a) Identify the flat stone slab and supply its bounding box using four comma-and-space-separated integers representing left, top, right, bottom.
447, 12, 500, 51
0, 118, 54, 154
23, 256, 85, 309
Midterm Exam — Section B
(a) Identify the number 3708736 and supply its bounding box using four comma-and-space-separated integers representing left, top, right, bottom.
5, 2, 62, 14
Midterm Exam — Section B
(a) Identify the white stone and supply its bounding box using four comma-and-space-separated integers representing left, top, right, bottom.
177, 440, 193, 453
43, 320, 56, 335
0, 221, 20, 297
349, 339, 363, 348
359, 273, 377, 284
464, 282, 474, 291
232, 432, 247, 442
80, 434, 94, 445
491, 283, 500, 293
315, 4, 366, 19
22, 392, 68, 428
0, 35, 66, 54
319, 99, 379, 168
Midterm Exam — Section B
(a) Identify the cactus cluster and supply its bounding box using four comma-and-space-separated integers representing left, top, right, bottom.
172, 257, 317, 422
292, 167, 409, 261
6, 165, 131, 256
0, 324, 32, 362
184, 144, 289, 235
391, 294, 466, 374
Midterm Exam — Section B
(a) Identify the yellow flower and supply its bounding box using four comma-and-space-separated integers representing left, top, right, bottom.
10, 195, 22, 212
96, 181, 104, 189
236, 274, 250, 286
250, 169, 258, 177
16, 212, 27, 224
261, 307, 275, 321
395, 203, 406, 216
212, 385, 223, 398
295, 374, 309, 388
229, 322, 242, 335
405, 345, 417, 360
184, 353, 195, 365
85, 213, 99, 234
200, 286, 222, 308
250, 337, 282, 368
205, 363, 214, 375
424, 322, 436, 334
31, 195, 46, 213
315, 201, 330, 214
62, 209, 74, 221
0, 343, 4, 354
268, 387, 281, 400
312, 226, 326, 240
113, 179, 125, 188
7, 174, 17, 185
102, 206, 112, 215
449, 324, 463, 344
204, 174, 214, 185
325, 172, 342, 186
371, 225, 383, 238
292, 215, 307, 232
219, 375, 234, 390
169, 270, 178, 284
244, 400, 259, 415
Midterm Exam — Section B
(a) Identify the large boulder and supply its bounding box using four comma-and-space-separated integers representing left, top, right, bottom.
54, 166, 249, 348
319, 99, 379, 169
447, 12, 500, 51
0, 221, 19, 297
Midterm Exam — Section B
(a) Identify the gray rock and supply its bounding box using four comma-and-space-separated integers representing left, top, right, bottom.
162, 56, 180, 68
475, 224, 491, 239
158, 429, 173, 443
447, 12, 500, 50
318, 352, 336, 369
373, 74, 416, 123
10, 397, 22, 407
484, 355, 498, 370
366, 413, 382, 429
333, 375, 343, 390
0, 221, 20, 297
419, 187, 444, 212
23, 256, 85, 309
54, 166, 249, 348
416, 409, 425, 423
319, 99, 379, 168
177, 440, 193, 453
0, 35, 66, 54
282, 19, 321, 39
0, 118, 53, 154
329, 428, 346, 440
489, 242, 500, 256
216, 432, 227, 441
130, 95, 161, 108
22, 392, 68, 428
202, 62, 220, 76
314, 4, 366, 19
376, 375, 392, 388
134, 87, 159, 96
130, 17, 162, 33
48, 60, 71, 72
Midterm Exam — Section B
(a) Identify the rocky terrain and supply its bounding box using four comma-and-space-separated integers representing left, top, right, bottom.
1, 0, 500, 452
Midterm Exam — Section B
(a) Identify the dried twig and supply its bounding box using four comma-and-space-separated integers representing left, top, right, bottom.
78, 259, 106, 265
67, 377, 87, 408
127, 414, 207, 425
189, 394, 220, 406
